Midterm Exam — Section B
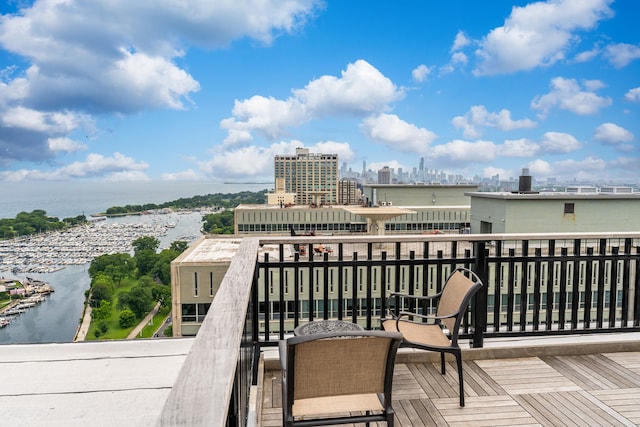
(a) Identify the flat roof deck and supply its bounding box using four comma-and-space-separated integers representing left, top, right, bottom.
0, 338, 193, 427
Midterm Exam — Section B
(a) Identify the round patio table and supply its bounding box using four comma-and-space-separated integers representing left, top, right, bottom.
293, 319, 364, 336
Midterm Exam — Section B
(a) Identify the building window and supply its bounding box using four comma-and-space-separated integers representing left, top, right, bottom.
181, 303, 196, 322
193, 272, 198, 297
197, 303, 211, 322
209, 272, 214, 297
564, 203, 575, 214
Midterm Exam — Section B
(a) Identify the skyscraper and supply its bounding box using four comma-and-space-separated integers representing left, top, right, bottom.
378, 166, 392, 184
274, 147, 338, 205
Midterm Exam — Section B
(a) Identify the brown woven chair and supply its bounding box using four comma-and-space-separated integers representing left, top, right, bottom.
382, 267, 482, 407
279, 330, 403, 426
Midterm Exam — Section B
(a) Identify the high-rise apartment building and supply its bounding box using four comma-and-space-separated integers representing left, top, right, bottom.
274, 147, 338, 205
378, 166, 392, 184
338, 178, 361, 205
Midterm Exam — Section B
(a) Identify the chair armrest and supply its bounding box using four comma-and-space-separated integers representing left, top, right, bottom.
389, 291, 440, 302
279, 339, 287, 371
398, 309, 461, 321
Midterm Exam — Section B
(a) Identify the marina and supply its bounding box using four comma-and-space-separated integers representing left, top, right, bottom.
0, 278, 54, 329
0, 210, 204, 344
0, 220, 170, 274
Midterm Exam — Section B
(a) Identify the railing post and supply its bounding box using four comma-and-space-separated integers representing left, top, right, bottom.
472, 241, 488, 348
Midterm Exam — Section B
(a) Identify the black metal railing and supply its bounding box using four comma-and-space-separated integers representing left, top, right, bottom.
252, 233, 640, 348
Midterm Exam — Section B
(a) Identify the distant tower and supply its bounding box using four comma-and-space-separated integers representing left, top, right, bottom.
274, 147, 338, 205
377, 166, 392, 184
338, 178, 360, 205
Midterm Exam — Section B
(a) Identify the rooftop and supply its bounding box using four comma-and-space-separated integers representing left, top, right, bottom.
466, 191, 640, 199
0, 338, 193, 427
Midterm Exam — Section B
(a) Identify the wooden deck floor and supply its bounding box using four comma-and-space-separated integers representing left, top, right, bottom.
261, 351, 640, 426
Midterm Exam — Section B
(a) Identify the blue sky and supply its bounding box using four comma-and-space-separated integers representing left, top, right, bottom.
0, 0, 638, 184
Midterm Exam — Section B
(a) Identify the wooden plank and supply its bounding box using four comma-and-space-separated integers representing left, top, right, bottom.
436, 395, 538, 426
409, 398, 448, 427
464, 360, 505, 396
261, 349, 640, 427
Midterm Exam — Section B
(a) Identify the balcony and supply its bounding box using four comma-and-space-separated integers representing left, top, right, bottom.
160, 232, 640, 426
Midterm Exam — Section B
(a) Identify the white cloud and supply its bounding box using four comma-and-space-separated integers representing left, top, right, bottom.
552, 156, 608, 179
59, 153, 149, 179
452, 105, 536, 138
593, 123, 634, 145
293, 60, 402, 117
368, 160, 409, 173
573, 45, 601, 63
430, 140, 497, 165
360, 113, 437, 153
48, 137, 87, 153
0, 152, 149, 181
0, 0, 322, 166
2, 106, 88, 134
526, 159, 553, 177
412, 64, 433, 83
313, 141, 355, 163
474, 0, 614, 75
539, 131, 581, 153
451, 31, 471, 52
220, 96, 307, 140
221, 60, 403, 141
482, 166, 512, 179
531, 77, 612, 116
451, 52, 468, 65
603, 43, 640, 68
529, 156, 618, 181
625, 87, 640, 103
499, 138, 540, 157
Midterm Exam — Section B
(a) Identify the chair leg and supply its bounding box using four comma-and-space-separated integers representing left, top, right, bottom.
440, 352, 446, 375
455, 350, 465, 407
386, 411, 394, 427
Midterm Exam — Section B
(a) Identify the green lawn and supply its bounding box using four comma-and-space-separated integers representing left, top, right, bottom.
86, 277, 166, 340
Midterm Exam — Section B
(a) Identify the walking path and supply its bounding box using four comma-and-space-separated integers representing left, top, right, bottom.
73, 304, 92, 341
127, 301, 162, 339
74, 301, 162, 341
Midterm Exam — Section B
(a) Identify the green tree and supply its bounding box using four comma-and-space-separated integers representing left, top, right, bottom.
91, 300, 112, 321
135, 250, 158, 277
170, 240, 189, 253
202, 210, 235, 234
151, 284, 171, 307
132, 236, 160, 254
90, 275, 115, 307
118, 284, 153, 318
119, 309, 137, 328
152, 249, 179, 284
89, 253, 135, 280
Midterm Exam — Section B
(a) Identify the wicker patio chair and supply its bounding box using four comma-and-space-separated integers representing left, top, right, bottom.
382, 267, 483, 407
279, 330, 403, 426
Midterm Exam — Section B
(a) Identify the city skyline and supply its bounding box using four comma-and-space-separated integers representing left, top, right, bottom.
0, 1, 638, 184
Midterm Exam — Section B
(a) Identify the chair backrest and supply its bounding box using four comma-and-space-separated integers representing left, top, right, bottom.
437, 268, 483, 335
285, 331, 403, 401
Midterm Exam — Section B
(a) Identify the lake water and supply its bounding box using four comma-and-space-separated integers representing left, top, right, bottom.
0, 180, 270, 219
0, 181, 270, 344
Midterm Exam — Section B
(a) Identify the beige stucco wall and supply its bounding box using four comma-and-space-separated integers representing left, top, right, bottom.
362, 184, 477, 207
470, 194, 640, 234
